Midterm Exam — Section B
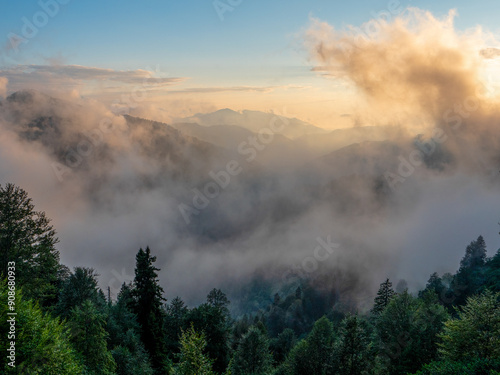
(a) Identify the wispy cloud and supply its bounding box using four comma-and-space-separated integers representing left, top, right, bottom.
166, 84, 308, 94
7, 65, 186, 85
0, 64, 187, 96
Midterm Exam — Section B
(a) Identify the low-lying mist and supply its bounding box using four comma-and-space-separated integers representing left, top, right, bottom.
1, 8, 499, 312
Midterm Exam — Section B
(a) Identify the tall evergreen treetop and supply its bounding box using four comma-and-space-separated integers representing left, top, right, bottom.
459, 236, 487, 271
371, 278, 396, 316
130, 247, 169, 374
56, 267, 103, 318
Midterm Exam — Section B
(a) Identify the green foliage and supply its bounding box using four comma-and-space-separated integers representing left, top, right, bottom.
375, 290, 448, 375
108, 283, 154, 375
0, 281, 84, 374
186, 300, 231, 373
371, 278, 396, 316
485, 249, 500, 292
438, 291, 500, 361
413, 358, 500, 374
164, 296, 189, 359
130, 247, 169, 374
336, 314, 372, 375
174, 324, 215, 375
56, 267, 104, 318
0, 183, 62, 306
231, 326, 273, 375
111, 339, 153, 375
285, 316, 336, 375
269, 328, 296, 365
207, 288, 230, 317
230, 314, 251, 351
452, 236, 488, 306
68, 300, 116, 375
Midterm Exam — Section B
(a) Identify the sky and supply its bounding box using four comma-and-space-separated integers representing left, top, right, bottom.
1, 0, 500, 128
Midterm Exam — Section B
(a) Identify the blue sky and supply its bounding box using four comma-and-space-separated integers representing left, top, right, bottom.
1, 0, 500, 127
2, 1, 498, 74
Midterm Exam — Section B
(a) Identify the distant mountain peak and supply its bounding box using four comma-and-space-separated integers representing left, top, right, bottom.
176, 108, 327, 139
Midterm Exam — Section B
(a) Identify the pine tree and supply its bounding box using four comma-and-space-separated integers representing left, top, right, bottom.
130, 247, 169, 374
419, 272, 445, 299
371, 278, 396, 316
231, 326, 273, 375
174, 325, 215, 375
187, 290, 231, 373
375, 290, 448, 375
453, 236, 488, 306
164, 296, 189, 357
69, 300, 116, 375
56, 267, 104, 318
108, 283, 154, 375
286, 316, 335, 375
337, 314, 371, 375
0, 183, 62, 305
207, 288, 230, 316
485, 249, 500, 292
270, 328, 296, 364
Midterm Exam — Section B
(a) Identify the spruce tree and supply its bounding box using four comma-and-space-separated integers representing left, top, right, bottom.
231, 326, 273, 375
371, 278, 396, 316
186, 290, 231, 373
164, 296, 189, 357
453, 236, 488, 305
69, 300, 116, 375
286, 316, 336, 375
56, 267, 104, 318
337, 314, 371, 375
108, 283, 154, 375
130, 247, 169, 374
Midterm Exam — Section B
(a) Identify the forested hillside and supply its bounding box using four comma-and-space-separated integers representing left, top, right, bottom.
1, 182, 499, 374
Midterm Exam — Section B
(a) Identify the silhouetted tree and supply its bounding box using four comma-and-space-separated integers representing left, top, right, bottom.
56, 267, 104, 318
336, 314, 372, 375
186, 290, 231, 373
286, 316, 336, 375
371, 278, 396, 316
231, 326, 273, 375
452, 236, 487, 305
130, 247, 169, 374
0, 183, 62, 305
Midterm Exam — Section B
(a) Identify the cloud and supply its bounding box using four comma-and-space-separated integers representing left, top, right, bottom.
0, 65, 187, 97
0, 77, 7, 97
21, 65, 185, 85
165, 85, 307, 94
480, 47, 500, 59
305, 9, 491, 122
